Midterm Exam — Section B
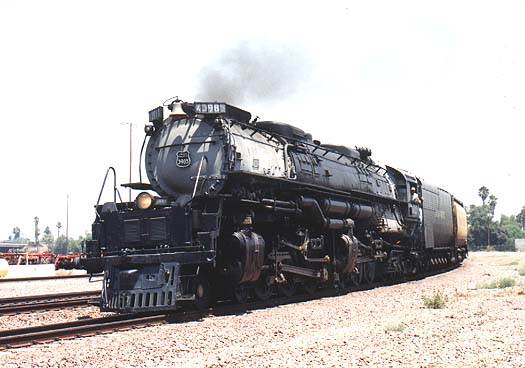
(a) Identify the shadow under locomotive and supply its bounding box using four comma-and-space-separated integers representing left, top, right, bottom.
81, 99, 468, 313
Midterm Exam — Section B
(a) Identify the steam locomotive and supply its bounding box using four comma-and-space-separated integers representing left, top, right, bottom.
81, 99, 468, 312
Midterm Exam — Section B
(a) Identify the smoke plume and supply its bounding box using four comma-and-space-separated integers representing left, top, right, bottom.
195, 41, 310, 105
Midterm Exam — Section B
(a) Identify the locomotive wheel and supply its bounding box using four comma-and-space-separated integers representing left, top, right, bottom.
363, 262, 376, 284
375, 262, 386, 282
302, 279, 318, 295
350, 263, 364, 286
233, 284, 249, 304
339, 273, 351, 289
194, 275, 211, 310
278, 276, 297, 297
254, 280, 272, 301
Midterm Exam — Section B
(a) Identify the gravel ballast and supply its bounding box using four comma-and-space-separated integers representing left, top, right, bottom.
0, 306, 110, 331
1, 252, 524, 367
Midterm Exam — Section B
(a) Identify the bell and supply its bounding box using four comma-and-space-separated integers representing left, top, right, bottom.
169, 100, 188, 117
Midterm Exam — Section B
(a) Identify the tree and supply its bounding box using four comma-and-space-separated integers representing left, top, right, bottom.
488, 195, 498, 216
517, 206, 525, 231
500, 215, 524, 250
485, 194, 497, 246
50, 234, 90, 254
51, 235, 68, 254
467, 204, 522, 251
478, 186, 490, 206
12, 227, 21, 240
467, 204, 493, 249
41, 226, 54, 244
467, 205, 508, 250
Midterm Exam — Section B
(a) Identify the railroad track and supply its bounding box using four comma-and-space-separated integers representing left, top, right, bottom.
0, 264, 460, 350
0, 313, 169, 349
0, 291, 101, 315
0, 274, 103, 283
0, 296, 317, 350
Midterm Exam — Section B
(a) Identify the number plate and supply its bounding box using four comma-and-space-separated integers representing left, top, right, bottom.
176, 151, 191, 168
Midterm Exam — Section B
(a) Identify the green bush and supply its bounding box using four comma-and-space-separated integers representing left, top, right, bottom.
516, 266, 525, 277
421, 290, 448, 309
384, 323, 405, 332
477, 277, 517, 289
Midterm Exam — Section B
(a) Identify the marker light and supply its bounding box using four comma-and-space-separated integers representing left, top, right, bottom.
135, 192, 154, 210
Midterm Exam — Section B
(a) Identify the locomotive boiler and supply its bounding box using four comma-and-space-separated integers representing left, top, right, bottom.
81, 99, 468, 312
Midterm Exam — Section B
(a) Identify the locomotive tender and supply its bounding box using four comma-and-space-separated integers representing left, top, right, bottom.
82, 99, 468, 312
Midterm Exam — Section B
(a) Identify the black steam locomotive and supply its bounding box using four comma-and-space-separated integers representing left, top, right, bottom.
82, 99, 468, 312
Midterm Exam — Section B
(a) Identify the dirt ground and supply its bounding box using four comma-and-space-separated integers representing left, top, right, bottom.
1, 251, 524, 367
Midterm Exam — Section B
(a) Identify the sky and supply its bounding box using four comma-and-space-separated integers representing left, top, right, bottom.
0, 1, 524, 240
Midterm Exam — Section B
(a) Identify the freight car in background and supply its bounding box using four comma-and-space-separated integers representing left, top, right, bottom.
81, 98, 468, 312
0, 251, 82, 269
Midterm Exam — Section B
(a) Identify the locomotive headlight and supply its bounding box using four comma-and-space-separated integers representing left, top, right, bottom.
144, 125, 155, 136
135, 192, 154, 210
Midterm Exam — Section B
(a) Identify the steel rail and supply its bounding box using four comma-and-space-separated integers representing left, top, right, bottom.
0, 274, 103, 283
0, 291, 101, 315
0, 291, 100, 305
0, 313, 168, 349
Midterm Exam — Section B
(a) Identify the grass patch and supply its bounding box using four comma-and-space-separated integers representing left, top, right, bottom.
421, 290, 448, 309
384, 322, 405, 332
506, 260, 525, 275
477, 277, 517, 289
55, 269, 75, 276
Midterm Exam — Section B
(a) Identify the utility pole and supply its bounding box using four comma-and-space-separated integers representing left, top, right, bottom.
56, 221, 62, 250
66, 194, 69, 254
121, 122, 134, 202
34, 216, 40, 253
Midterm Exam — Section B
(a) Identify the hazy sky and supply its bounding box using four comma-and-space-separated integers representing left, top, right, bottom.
1, 1, 524, 240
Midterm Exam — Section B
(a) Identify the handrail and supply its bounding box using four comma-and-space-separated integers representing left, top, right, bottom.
95, 167, 122, 217
138, 135, 148, 183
